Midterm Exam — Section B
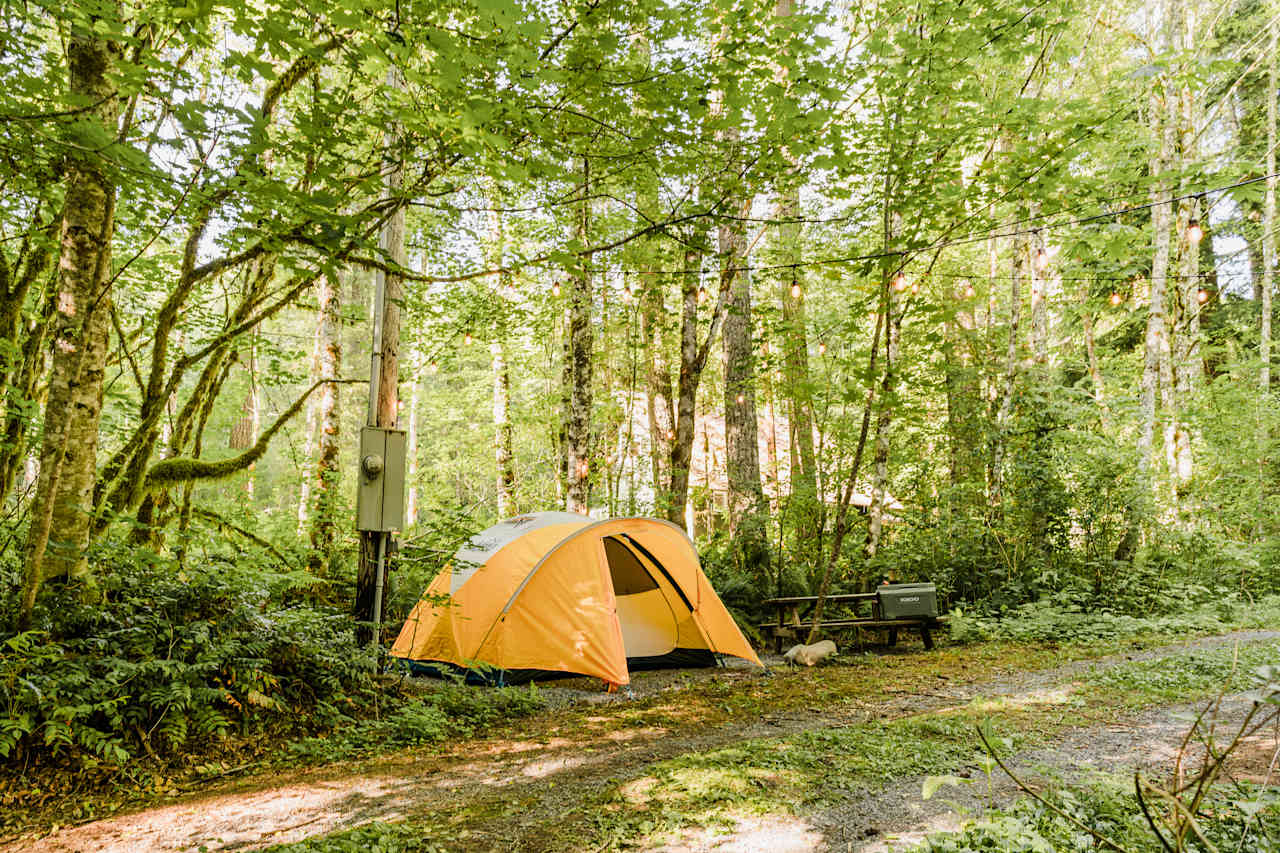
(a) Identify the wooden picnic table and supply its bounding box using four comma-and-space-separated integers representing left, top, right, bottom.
760, 592, 944, 653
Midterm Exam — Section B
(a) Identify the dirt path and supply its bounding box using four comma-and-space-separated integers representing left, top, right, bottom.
13, 630, 1279, 853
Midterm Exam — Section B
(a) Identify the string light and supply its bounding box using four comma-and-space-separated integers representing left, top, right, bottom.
464, 332, 472, 345
1197, 288, 1209, 304
790, 282, 802, 299
962, 280, 975, 299
893, 272, 908, 292
552, 281, 561, 297
697, 285, 707, 304
1035, 247, 1049, 272
666, 430, 675, 440
818, 342, 827, 355
1109, 292, 1123, 306
623, 283, 633, 300
1187, 218, 1203, 244
909, 282, 919, 295
736, 393, 745, 405
428, 361, 439, 374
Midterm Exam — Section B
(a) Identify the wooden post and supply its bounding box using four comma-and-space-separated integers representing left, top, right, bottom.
356, 67, 405, 646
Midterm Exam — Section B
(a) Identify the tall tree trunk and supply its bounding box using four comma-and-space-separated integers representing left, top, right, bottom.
492, 337, 516, 518
296, 307, 323, 535
990, 231, 1025, 513
721, 199, 768, 576
21, 23, 122, 622
641, 271, 673, 509
1117, 84, 1175, 562
866, 284, 901, 559
406, 360, 421, 528
308, 273, 341, 576
1081, 289, 1109, 428
668, 236, 730, 526
564, 156, 593, 514
1029, 222, 1048, 365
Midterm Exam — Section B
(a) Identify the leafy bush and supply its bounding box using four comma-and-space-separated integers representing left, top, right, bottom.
947, 593, 1280, 646
0, 544, 379, 771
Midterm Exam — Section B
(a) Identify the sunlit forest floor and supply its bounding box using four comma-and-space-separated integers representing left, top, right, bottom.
10, 628, 1280, 852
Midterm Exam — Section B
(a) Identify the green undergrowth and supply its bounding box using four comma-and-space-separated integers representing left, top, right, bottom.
1080, 638, 1280, 707
262, 818, 460, 852
285, 682, 544, 763
948, 592, 1280, 647
915, 775, 1280, 852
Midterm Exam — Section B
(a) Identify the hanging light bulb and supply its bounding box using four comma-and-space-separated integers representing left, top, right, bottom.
666, 429, 675, 440
428, 360, 439, 374
697, 285, 708, 304
736, 393, 745, 405
1035, 247, 1049, 272
1187, 218, 1203, 244
552, 280, 561, 297
1109, 292, 1123, 306
962, 280, 976, 299
1197, 288, 1209, 304
790, 282, 802, 299
623, 283, 633, 301
464, 332, 472, 345
818, 342, 827, 355
909, 282, 919, 295
893, 272, 908, 292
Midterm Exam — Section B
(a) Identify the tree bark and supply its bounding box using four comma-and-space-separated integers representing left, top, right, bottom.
308, 273, 341, 576
21, 23, 122, 622
866, 285, 901, 559
492, 337, 516, 518
564, 156, 594, 514
1117, 83, 1175, 562
990, 231, 1025, 514
721, 199, 769, 576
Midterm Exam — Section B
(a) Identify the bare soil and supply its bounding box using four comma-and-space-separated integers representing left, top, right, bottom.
10, 630, 1279, 853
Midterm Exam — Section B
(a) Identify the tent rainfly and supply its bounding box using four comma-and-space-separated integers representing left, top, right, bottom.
391, 512, 761, 685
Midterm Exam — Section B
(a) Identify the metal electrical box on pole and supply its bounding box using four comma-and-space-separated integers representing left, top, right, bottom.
357, 426, 407, 532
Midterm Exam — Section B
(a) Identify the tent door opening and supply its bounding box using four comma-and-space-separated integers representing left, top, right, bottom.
603, 536, 679, 659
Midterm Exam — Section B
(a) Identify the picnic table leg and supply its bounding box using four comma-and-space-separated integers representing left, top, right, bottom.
921, 625, 934, 650
888, 627, 898, 647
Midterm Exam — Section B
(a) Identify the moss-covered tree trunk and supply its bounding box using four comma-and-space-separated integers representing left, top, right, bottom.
21, 23, 121, 621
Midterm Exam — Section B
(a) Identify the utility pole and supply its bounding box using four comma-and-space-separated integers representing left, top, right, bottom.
355, 66, 407, 646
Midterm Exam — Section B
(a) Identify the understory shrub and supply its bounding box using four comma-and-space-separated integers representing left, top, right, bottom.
286, 682, 544, 762
0, 542, 379, 772
947, 593, 1280, 645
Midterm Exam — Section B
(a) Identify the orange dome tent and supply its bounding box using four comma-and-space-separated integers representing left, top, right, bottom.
391, 512, 761, 685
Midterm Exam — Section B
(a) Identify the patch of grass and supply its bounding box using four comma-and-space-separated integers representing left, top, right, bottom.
1080, 639, 1280, 707
573, 712, 1017, 851
260, 818, 457, 852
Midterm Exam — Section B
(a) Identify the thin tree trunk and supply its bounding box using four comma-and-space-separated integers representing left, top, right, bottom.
21, 25, 121, 622
406, 358, 421, 528
564, 156, 593, 514
807, 288, 884, 643
866, 285, 901, 559
1259, 19, 1277, 538
1117, 83, 1175, 562
641, 271, 673, 509
990, 231, 1025, 513
296, 301, 323, 534
1082, 290, 1110, 428
308, 273, 341, 575
492, 338, 515, 518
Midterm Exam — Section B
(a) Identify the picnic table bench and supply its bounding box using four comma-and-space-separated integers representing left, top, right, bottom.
760, 591, 946, 653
